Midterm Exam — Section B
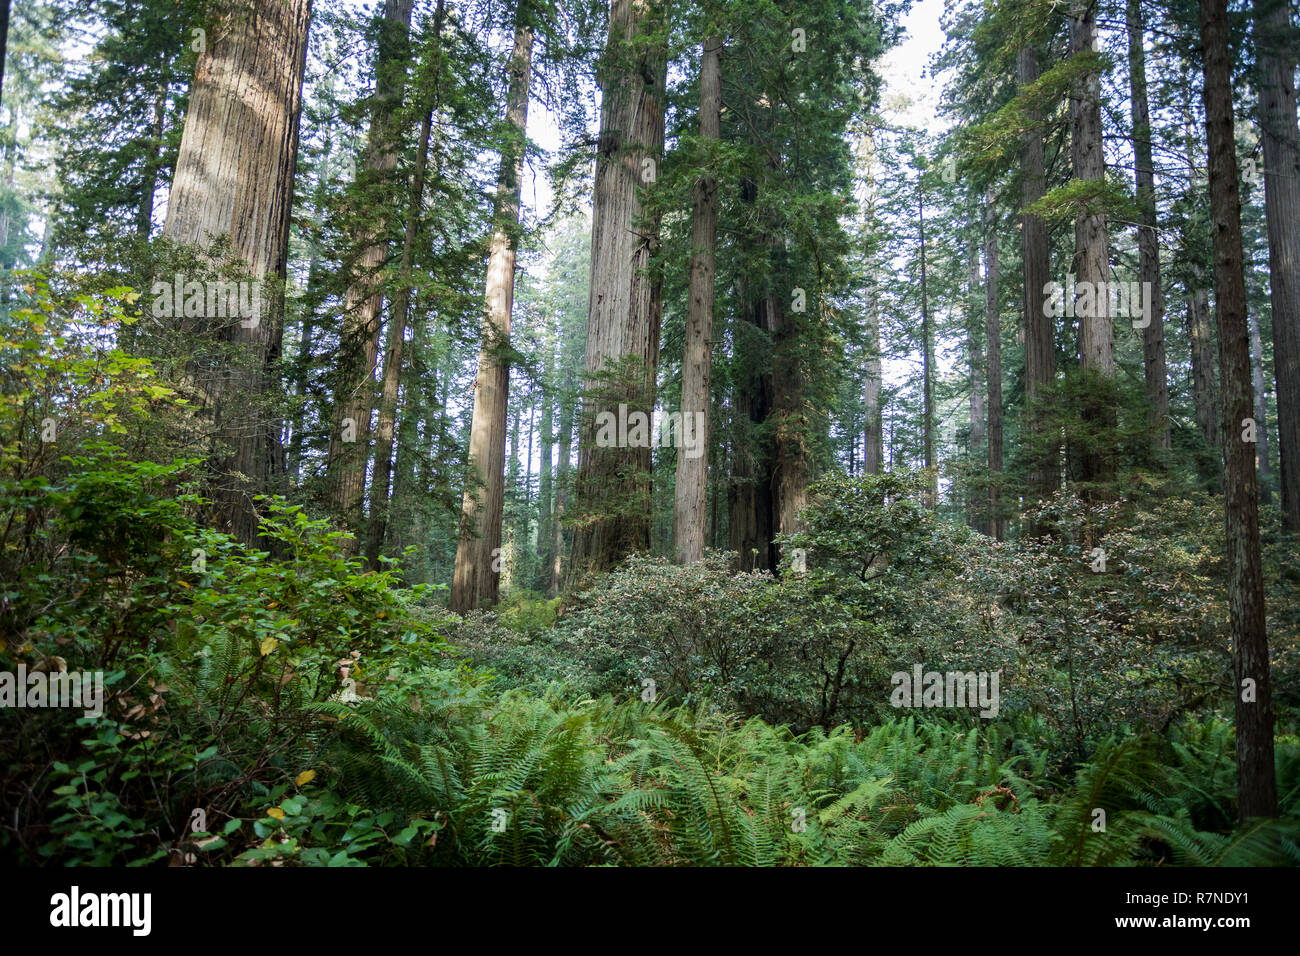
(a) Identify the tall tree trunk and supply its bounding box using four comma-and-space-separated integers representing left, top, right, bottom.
0, 106, 12, 267
326, 0, 415, 550
568, 0, 667, 583
985, 186, 1003, 540
0, 0, 9, 106
162, 0, 312, 547
770, 289, 809, 545
710, 422, 721, 547
967, 234, 987, 532
365, 0, 444, 569
524, 397, 535, 513
550, 371, 574, 596
1127, 0, 1170, 453
1253, 0, 1300, 531
538, 334, 555, 571
919, 184, 935, 505
729, 263, 775, 572
1070, 1, 1115, 492
449, 14, 533, 611
290, 249, 321, 485
673, 35, 721, 565
1201, 0, 1278, 820
1018, 47, 1055, 505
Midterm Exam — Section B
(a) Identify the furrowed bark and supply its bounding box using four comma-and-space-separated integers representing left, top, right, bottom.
1201, 0, 1278, 820
672, 34, 721, 565
451, 11, 533, 611
162, 0, 312, 547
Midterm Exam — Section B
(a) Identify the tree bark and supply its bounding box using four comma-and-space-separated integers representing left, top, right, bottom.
550, 372, 574, 596
985, 186, 1003, 540
770, 289, 809, 545
1018, 47, 1055, 505
0, 0, 9, 107
567, 0, 667, 584
673, 35, 721, 565
1070, 1, 1115, 491
1201, 0, 1278, 820
968, 234, 987, 532
730, 254, 775, 572
449, 14, 533, 611
1127, 0, 1170, 453
919, 184, 935, 506
1253, 0, 1300, 531
538, 330, 555, 572
162, 0, 312, 547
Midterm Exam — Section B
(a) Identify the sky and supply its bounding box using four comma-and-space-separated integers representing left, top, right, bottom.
878, 0, 950, 132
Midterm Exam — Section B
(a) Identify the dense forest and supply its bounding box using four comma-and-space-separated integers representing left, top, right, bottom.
1, 0, 1299, 870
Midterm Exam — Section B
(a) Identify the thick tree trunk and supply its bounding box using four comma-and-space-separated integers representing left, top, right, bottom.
326, 0, 415, 550
1254, 0, 1300, 531
449, 16, 533, 611
730, 254, 775, 573
1127, 0, 1170, 453
673, 35, 721, 565
567, 0, 667, 583
985, 187, 1003, 541
770, 290, 809, 545
162, 0, 312, 547
1018, 47, 1055, 505
1201, 0, 1278, 820
1070, 2, 1114, 491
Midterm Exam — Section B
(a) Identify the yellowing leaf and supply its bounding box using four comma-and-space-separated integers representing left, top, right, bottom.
266, 807, 285, 820
260, 637, 279, 656
295, 770, 316, 787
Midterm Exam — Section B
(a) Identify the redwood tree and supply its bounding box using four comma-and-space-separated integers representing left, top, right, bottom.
1201, 0, 1278, 820
451, 7, 535, 611
672, 33, 721, 565
567, 0, 667, 582
162, 0, 313, 546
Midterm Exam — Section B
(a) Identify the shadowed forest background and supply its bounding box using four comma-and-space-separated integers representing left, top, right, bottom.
2, 0, 1300, 866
